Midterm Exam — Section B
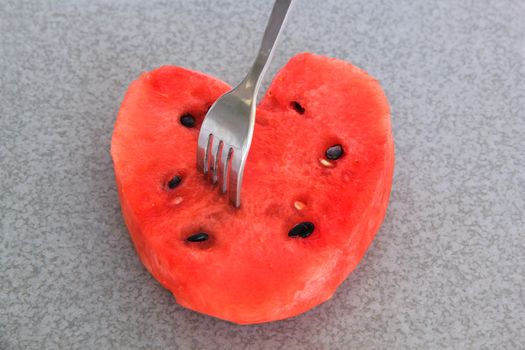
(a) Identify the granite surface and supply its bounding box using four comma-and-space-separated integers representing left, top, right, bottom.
1, 0, 524, 349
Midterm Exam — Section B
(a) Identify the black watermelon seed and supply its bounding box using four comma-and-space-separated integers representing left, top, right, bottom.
167, 175, 182, 189
325, 144, 344, 160
187, 232, 209, 242
288, 221, 315, 238
291, 101, 305, 114
180, 113, 196, 128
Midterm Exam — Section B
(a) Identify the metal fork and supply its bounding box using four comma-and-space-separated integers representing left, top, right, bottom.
197, 0, 294, 207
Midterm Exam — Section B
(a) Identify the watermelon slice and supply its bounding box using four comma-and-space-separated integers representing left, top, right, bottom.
111, 53, 394, 324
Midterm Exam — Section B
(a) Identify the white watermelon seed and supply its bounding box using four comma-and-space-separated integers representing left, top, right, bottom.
319, 158, 335, 167
294, 201, 306, 210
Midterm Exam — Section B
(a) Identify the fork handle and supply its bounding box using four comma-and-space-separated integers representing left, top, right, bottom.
239, 0, 294, 97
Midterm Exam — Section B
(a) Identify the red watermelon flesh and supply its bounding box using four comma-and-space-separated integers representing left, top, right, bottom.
111, 53, 394, 324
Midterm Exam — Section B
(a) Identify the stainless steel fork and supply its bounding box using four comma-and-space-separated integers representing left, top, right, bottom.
197, 0, 294, 207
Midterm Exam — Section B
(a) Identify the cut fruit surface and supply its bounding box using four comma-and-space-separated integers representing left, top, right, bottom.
111, 53, 394, 324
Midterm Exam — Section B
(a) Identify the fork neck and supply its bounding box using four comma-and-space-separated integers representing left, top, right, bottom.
235, 59, 267, 100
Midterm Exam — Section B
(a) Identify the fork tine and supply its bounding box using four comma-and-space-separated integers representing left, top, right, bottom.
229, 148, 245, 207
197, 131, 212, 173
209, 138, 222, 184
219, 146, 232, 193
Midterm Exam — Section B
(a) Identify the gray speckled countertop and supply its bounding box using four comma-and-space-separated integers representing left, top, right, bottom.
1, 0, 524, 349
